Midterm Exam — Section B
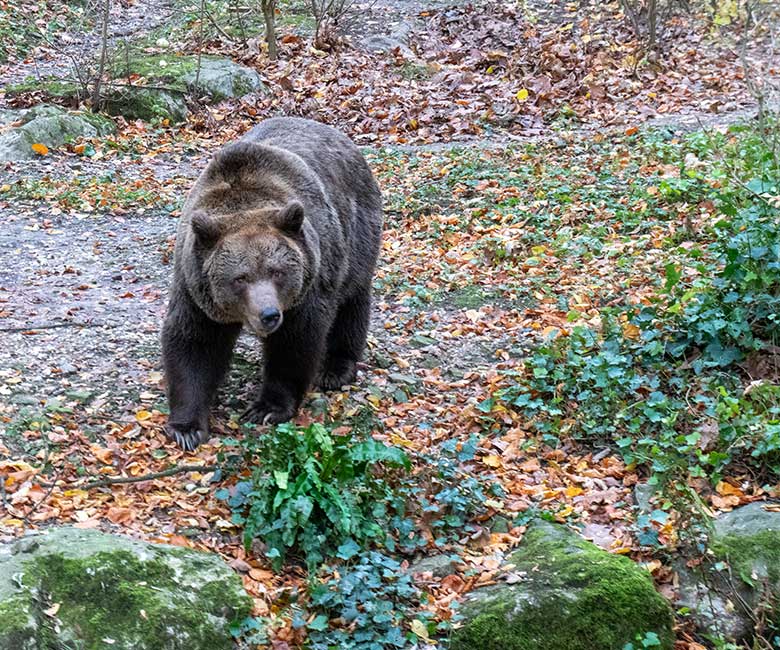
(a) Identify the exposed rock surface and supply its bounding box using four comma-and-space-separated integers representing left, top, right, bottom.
450, 521, 674, 650
183, 57, 266, 101
675, 502, 780, 643
0, 527, 252, 650
0, 106, 115, 161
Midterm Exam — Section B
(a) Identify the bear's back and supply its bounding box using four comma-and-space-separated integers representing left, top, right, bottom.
242, 118, 381, 217
241, 119, 382, 292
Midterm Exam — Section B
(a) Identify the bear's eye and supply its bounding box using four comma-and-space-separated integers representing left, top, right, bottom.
269, 268, 283, 280
231, 274, 248, 289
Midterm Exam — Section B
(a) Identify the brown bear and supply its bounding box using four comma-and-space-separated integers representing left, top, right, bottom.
161, 117, 383, 451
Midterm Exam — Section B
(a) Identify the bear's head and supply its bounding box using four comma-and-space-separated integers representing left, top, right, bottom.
189, 201, 313, 336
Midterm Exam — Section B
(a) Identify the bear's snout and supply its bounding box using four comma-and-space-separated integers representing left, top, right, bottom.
246, 281, 283, 336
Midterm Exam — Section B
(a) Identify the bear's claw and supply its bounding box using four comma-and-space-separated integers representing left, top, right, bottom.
242, 402, 295, 426
165, 424, 204, 451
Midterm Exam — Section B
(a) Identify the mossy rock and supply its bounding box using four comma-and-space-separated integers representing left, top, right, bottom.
104, 87, 189, 123
182, 57, 266, 101
676, 502, 780, 643
115, 54, 197, 89
0, 527, 252, 650
0, 105, 115, 161
450, 521, 674, 650
4, 76, 81, 100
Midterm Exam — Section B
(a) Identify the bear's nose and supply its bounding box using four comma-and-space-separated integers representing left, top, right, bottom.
260, 307, 281, 329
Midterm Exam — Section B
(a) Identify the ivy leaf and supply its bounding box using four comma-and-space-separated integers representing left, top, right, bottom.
336, 538, 361, 560
308, 614, 329, 631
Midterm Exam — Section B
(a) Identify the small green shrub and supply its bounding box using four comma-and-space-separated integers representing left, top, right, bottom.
218, 422, 410, 571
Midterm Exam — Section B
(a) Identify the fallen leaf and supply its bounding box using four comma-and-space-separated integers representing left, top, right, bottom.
105, 507, 134, 524
410, 619, 430, 641
482, 454, 502, 468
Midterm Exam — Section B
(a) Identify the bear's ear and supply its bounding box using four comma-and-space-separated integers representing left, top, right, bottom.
275, 201, 305, 234
190, 211, 222, 247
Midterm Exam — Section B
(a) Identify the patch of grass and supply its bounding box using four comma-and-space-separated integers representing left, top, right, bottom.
4, 76, 81, 100
4, 174, 179, 213
396, 61, 435, 81
108, 53, 197, 87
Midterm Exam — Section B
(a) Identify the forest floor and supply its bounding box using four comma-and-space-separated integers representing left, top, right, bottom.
1, 0, 779, 648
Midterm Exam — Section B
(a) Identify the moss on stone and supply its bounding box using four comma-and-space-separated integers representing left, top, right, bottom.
450, 522, 674, 650
0, 529, 253, 649
25, 549, 241, 650
712, 531, 780, 588
104, 88, 188, 123
199, 577, 252, 620
114, 54, 197, 89
74, 110, 116, 135
0, 591, 38, 650
5, 76, 81, 99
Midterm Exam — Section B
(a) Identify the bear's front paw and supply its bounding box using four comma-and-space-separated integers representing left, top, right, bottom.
243, 400, 296, 426
164, 422, 205, 452
318, 360, 357, 391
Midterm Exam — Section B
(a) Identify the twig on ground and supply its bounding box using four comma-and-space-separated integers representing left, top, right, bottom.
22, 470, 62, 526
0, 322, 92, 333
84, 464, 221, 489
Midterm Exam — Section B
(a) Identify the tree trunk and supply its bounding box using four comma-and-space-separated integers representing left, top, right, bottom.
647, 0, 658, 51
262, 0, 278, 61
92, 0, 111, 110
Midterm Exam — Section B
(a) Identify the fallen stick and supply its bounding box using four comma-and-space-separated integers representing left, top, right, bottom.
84, 464, 221, 489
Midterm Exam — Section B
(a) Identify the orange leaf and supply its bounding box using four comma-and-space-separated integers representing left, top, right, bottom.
249, 568, 275, 582
519, 458, 541, 472
105, 507, 134, 524
624, 126, 638, 136
716, 481, 745, 498
31, 143, 49, 156
90, 445, 113, 465
711, 494, 740, 510
440, 574, 466, 592
622, 323, 641, 340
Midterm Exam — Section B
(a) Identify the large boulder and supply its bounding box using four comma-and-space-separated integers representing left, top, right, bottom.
0, 527, 252, 650
104, 88, 189, 123
450, 521, 674, 650
183, 57, 266, 101
361, 20, 417, 58
0, 105, 115, 161
676, 502, 780, 643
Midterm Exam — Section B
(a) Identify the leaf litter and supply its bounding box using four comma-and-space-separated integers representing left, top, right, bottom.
0, 0, 777, 647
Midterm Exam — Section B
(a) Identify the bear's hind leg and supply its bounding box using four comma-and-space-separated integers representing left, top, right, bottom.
318, 288, 371, 391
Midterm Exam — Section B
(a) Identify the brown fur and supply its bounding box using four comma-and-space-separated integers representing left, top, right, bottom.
161, 118, 382, 451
